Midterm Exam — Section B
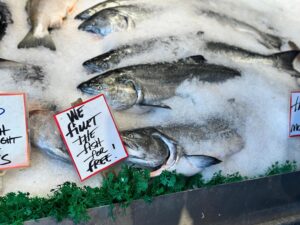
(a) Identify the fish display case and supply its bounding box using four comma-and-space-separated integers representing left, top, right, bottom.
1, 0, 300, 224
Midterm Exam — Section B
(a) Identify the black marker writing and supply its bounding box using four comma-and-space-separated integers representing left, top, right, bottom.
87, 154, 112, 173
66, 112, 101, 138
0, 124, 10, 136
0, 153, 11, 165
291, 123, 300, 133
67, 106, 84, 123
0, 108, 5, 116
291, 96, 300, 112
0, 123, 23, 166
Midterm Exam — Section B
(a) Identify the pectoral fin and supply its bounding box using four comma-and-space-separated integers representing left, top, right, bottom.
185, 155, 222, 169
139, 102, 171, 109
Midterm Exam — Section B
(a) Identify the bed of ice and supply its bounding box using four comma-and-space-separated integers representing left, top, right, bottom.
0, 0, 300, 196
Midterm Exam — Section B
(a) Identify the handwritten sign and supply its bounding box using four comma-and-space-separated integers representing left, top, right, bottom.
54, 94, 128, 181
0, 93, 30, 170
289, 92, 300, 137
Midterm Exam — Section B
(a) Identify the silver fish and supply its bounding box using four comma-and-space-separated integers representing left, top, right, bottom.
83, 31, 204, 73
123, 118, 243, 176
200, 10, 282, 50
18, 0, 78, 51
78, 5, 151, 36
75, 0, 131, 20
205, 42, 300, 77
78, 56, 241, 111
29, 109, 71, 163
0, 58, 44, 82
0, 1, 13, 40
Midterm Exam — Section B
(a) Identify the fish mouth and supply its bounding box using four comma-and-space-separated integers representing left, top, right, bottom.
82, 59, 106, 74
77, 82, 98, 95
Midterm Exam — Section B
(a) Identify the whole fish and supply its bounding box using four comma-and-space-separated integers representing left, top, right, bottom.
78, 56, 241, 110
0, 1, 13, 40
123, 118, 244, 176
78, 5, 151, 36
200, 10, 282, 50
83, 31, 204, 73
75, 0, 131, 20
29, 109, 71, 163
29, 108, 237, 177
205, 42, 300, 77
18, 0, 78, 51
83, 37, 177, 73
0, 58, 44, 82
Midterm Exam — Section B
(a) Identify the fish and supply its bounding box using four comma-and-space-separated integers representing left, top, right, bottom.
75, 0, 131, 20
205, 42, 300, 77
0, 58, 44, 82
18, 0, 78, 51
29, 109, 237, 177
29, 109, 71, 163
78, 5, 151, 36
0, 1, 13, 41
199, 10, 282, 50
83, 36, 181, 73
83, 31, 204, 73
122, 118, 243, 176
78, 55, 241, 111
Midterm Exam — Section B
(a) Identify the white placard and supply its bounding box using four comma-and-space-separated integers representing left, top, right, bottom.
54, 94, 128, 181
0, 93, 30, 170
289, 92, 300, 137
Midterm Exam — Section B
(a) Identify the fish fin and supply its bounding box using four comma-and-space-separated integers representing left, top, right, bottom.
288, 41, 300, 51
139, 102, 171, 109
270, 50, 300, 77
178, 55, 206, 64
185, 155, 222, 169
258, 33, 282, 50
18, 29, 56, 51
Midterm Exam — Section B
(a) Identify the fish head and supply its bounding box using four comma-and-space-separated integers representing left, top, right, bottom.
122, 128, 170, 169
78, 72, 138, 110
78, 9, 130, 36
83, 52, 115, 73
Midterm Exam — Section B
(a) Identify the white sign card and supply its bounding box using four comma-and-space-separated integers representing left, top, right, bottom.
290, 92, 300, 137
0, 93, 30, 170
54, 94, 128, 181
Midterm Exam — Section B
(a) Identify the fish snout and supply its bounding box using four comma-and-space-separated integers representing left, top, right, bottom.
77, 82, 90, 93
82, 59, 104, 73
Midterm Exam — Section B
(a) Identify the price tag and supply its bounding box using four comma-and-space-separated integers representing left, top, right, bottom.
54, 94, 128, 181
289, 92, 300, 137
0, 93, 30, 170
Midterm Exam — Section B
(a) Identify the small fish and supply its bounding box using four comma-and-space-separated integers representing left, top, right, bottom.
18, 0, 78, 51
0, 1, 13, 40
29, 109, 71, 163
0, 58, 44, 82
199, 10, 282, 50
123, 118, 242, 176
78, 5, 151, 36
75, 0, 131, 20
205, 42, 300, 77
78, 56, 240, 111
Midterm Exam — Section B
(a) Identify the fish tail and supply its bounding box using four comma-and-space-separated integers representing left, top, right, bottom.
271, 50, 300, 77
288, 41, 300, 51
260, 32, 282, 50
18, 29, 56, 51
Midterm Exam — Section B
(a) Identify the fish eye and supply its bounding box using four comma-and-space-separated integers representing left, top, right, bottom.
128, 133, 135, 139
96, 84, 103, 90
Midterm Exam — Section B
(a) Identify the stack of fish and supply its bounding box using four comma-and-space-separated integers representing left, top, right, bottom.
1, 0, 300, 178
55, 0, 298, 176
